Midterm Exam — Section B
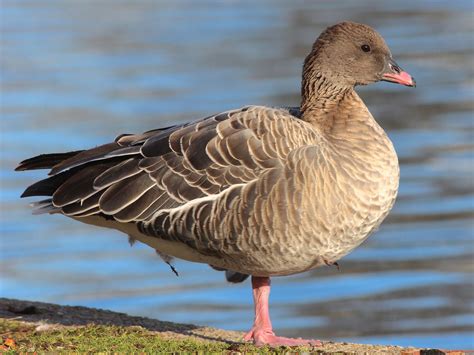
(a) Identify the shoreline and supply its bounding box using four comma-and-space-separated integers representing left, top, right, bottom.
0, 298, 465, 354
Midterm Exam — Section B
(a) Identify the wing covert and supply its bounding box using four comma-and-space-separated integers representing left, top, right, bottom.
25, 106, 320, 231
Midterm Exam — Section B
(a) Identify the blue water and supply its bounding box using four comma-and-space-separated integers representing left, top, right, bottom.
1, 0, 473, 350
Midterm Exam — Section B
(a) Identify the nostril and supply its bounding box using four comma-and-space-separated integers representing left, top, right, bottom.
390, 63, 401, 74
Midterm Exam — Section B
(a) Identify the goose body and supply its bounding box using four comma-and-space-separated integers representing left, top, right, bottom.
17, 22, 414, 346
70, 99, 398, 277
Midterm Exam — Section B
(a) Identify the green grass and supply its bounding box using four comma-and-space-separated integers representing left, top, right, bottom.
0, 319, 308, 353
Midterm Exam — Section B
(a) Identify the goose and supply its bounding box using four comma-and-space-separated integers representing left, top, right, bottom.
16, 21, 415, 346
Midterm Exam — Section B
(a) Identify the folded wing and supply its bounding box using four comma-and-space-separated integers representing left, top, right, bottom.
18, 105, 320, 263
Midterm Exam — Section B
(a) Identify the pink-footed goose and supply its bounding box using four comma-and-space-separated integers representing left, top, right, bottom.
16, 22, 415, 346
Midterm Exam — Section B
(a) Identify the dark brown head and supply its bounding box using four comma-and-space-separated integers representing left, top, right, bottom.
303, 22, 415, 89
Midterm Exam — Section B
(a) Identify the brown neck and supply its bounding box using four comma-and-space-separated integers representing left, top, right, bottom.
300, 71, 353, 130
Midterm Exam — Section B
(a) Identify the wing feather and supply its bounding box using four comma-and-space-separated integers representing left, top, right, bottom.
50, 143, 121, 175
99, 173, 156, 214
52, 164, 111, 207
185, 127, 217, 170
136, 191, 180, 221
93, 158, 141, 189
62, 192, 101, 216
21, 106, 321, 263
114, 186, 164, 222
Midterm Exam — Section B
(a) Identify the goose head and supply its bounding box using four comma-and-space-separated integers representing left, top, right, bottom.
303, 21, 416, 89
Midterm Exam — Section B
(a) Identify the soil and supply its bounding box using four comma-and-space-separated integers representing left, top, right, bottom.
0, 298, 466, 354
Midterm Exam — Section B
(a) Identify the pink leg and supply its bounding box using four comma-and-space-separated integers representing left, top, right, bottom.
243, 276, 321, 347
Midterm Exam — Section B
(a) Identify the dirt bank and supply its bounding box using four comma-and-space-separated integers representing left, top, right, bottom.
0, 298, 464, 354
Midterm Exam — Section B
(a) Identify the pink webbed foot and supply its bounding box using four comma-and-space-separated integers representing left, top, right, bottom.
244, 276, 321, 347
244, 327, 321, 347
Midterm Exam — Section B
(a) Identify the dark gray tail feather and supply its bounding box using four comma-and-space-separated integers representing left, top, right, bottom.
15, 151, 84, 171
225, 270, 249, 283
20, 169, 76, 197
209, 265, 249, 283
16, 151, 85, 198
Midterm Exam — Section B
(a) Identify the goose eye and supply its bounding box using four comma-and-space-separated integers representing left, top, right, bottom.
361, 44, 371, 52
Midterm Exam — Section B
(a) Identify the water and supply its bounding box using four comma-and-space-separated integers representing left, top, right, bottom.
1, 0, 473, 349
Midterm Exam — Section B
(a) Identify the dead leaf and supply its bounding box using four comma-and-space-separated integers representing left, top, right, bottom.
4, 338, 16, 348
